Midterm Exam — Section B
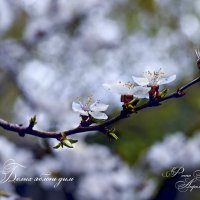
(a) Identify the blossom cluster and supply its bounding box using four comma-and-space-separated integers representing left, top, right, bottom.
72, 67, 176, 121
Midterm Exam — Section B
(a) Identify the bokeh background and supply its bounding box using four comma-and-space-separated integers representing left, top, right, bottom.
0, 0, 200, 199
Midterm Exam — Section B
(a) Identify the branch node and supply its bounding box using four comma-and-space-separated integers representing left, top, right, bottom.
80, 115, 92, 127
18, 131, 25, 137
149, 99, 161, 107
120, 110, 129, 118
28, 115, 37, 130
176, 89, 185, 98
103, 127, 119, 141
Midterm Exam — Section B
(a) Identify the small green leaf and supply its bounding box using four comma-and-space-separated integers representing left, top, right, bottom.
68, 139, 78, 144
126, 98, 140, 110
53, 143, 61, 149
30, 115, 37, 125
127, 104, 134, 109
0, 191, 10, 197
92, 118, 106, 123
63, 139, 73, 148
108, 132, 119, 140
63, 142, 73, 148
128, 98, 140, 106
53, 135, 78, 150
160, 89, 169, 97
63, 138, 78, 148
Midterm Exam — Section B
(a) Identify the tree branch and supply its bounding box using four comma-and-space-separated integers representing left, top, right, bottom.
0, 76, 200, 140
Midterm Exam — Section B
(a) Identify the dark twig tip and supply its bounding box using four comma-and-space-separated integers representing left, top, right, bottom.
18, 131, 25, 137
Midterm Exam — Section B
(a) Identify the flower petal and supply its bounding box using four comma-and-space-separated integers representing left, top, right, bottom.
89, 111, 108, 120
72, 102, 82, 112
103, 82, 133, 95
157, 75, 176, 85
72, 102, 88, 116
79, 110, 89, 116
132, 86, 150, 99
90, 102, 109, 112
132, 76, 149, 86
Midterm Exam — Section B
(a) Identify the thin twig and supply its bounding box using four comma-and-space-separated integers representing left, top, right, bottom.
0, 76, 199, 139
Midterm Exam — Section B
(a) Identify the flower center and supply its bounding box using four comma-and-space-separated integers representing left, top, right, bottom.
144, 68, 165, 85
124, 81, 134, 89
77, 96, 93, 111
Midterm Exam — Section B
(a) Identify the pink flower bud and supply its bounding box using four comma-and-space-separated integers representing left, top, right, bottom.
120, 95, 134, 105
197, 59, 200, 70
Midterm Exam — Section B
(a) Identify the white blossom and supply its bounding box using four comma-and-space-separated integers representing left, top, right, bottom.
195, 49, 200, 60
146, 132, 200, 173
72, 98, 109, 120
132, 68, 176, 87
103, 81, 150, 99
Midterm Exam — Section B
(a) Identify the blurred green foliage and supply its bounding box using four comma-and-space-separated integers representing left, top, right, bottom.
85, 79, 200, 165
0, 70, 18, 120
2, 12, 27, 40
